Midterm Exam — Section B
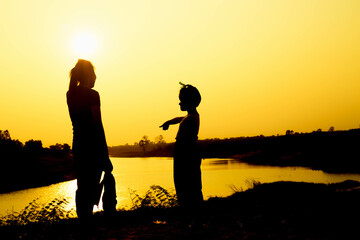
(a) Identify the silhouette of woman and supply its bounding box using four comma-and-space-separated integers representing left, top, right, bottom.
160, 83, 203, 216
66, 59, 114, 223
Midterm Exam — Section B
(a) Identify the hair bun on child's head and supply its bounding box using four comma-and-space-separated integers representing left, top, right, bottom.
179, 82, 186, 88
178, 82, 201, 107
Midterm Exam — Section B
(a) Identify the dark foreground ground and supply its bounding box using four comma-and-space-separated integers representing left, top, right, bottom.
1, 181, 359, 240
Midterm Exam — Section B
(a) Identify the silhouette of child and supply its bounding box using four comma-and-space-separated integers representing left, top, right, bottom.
160, 83, 203, 215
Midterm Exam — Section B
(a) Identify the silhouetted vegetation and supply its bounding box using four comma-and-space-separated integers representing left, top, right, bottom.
129, 185, 178, 210
2, 127, 359, 194
138, 135, 150, 153
109, 135, 169, 157
0, 130, 75, 193
1, 181, 359, 239
0, 198, 74, 226
109, 128, 360, 173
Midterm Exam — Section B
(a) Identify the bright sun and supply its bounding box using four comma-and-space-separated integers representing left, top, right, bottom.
72, 32, 98, 59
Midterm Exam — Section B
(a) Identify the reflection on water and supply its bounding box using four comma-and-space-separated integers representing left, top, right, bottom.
0, 180, 77, 216
1, 157, 360, 215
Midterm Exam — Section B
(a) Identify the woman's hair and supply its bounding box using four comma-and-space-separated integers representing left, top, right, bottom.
179, 84, 201, 108
68, 59, 95, 90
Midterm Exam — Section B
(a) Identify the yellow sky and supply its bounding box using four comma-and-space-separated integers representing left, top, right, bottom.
1, 0, 360, 147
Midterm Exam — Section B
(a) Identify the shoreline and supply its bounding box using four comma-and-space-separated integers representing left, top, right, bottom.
0, 173, 76, 195
1, 180, 359, 239
1, 156, 359, 195
2, 129, 359, 194
0, 155, 76, 194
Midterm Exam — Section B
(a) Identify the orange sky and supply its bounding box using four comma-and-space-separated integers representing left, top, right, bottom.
1, 0, 360, 147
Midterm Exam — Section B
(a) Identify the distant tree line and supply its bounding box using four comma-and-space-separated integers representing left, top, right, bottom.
109, 135, 168, 157
0, 130, 74, 193
109, 128, 360, 173
2, 126, 359, 193
0, 130, 71, 159
198, 128, 360, 172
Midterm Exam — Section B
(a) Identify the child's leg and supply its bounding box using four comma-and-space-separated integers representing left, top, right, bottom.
174, 158, 187, 207
185, 157, 203, 209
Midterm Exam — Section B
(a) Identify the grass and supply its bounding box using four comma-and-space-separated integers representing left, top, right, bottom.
129, 185, 178, 210
229, 179, 261, 193
0, 185, 176, 227
0, 198, 75, 226
1, 181, 359, 239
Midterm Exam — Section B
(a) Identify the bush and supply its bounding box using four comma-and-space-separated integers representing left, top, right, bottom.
0, 198, 75, 226
129, 185, 178, 210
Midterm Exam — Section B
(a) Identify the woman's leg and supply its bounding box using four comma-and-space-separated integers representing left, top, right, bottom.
76, 170, 102, 221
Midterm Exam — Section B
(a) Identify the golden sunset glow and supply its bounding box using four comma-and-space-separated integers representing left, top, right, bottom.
71, 32, 98, 60
0, 0, 360, 147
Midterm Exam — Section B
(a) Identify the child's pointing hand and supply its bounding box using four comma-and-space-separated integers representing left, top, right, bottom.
159, 122, 169, 130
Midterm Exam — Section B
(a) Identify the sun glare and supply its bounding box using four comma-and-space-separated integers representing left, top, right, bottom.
72, 32, 98, 59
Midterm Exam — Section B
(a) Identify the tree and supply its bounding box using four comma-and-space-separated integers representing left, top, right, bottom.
49, 143, 71, 157
49, 143, 62, 152
155, 135, 165, 144
0, 130, 11, 140
62, 143, 71, 153
286, 130, 294, 135
139, 135, 150, 152
328, 126, 335, 132
25, 139, 43, 155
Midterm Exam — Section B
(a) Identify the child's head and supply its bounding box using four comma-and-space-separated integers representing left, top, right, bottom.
178, 84, 201, 111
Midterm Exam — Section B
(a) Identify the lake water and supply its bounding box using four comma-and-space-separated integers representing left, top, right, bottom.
1, 157, 360, 215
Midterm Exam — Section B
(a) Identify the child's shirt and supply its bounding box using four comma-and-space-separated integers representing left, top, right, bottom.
176, 112, 200, 144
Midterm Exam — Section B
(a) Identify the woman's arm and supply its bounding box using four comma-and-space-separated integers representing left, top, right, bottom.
159, 117, 184, 130
91, 105, 113, 173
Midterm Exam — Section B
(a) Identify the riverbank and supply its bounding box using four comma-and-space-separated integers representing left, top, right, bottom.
0, 156, 75, 194
1, 181, 359, 239
0, 130, 75, 194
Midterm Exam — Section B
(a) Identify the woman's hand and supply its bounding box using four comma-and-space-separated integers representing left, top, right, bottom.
104, 157, 113, 173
